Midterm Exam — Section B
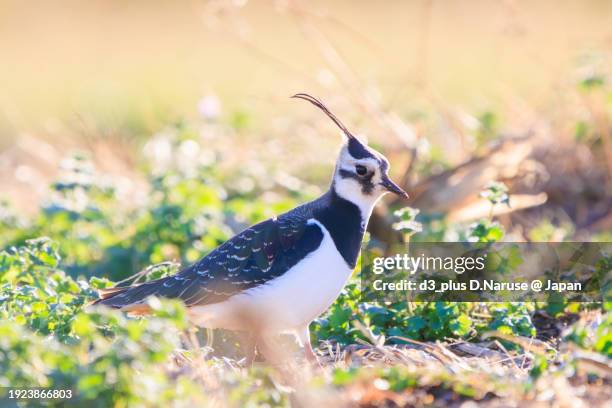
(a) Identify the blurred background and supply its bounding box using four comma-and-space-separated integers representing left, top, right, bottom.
0, 0, 610, 241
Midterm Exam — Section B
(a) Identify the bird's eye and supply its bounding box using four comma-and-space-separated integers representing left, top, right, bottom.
355, 165, 368, 176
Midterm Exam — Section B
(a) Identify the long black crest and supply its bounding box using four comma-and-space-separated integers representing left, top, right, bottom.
291, 93, 356, 141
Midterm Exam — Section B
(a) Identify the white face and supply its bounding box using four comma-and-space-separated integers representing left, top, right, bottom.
332, 139, 407, 216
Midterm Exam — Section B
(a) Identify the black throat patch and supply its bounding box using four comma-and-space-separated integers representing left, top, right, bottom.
314, 189, 365, 268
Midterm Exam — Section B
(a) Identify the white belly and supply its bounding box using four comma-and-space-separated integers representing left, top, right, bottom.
189, 219, 353, 332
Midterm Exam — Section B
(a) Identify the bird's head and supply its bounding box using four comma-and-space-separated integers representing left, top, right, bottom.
292, 93, 408, 213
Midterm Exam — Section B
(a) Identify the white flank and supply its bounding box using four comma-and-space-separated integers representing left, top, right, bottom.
188, 219, 353, 333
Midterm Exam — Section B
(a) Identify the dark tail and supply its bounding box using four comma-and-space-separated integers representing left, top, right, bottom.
89, 276, 174, 314
89, 286, 132, 306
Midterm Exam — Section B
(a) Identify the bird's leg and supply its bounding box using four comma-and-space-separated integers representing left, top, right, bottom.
254, 333, 282, 367
297, 326, 321, 367
304, 342, 318, 364
238, 331, 257, 367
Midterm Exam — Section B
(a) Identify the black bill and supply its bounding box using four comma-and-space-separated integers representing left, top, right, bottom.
380, 175, 409, 199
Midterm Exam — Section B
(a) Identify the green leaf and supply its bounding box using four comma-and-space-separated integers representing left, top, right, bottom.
450, 314, 472, 337
31, 302, 47, 314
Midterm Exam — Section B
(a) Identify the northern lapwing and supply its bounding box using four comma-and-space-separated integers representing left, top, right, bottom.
93, 93, 408, 365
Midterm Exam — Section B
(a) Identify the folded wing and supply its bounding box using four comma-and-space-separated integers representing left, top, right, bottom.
92, 215, 323, 310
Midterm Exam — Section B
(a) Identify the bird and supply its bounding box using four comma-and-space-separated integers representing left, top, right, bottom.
92, 93, 408, 365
